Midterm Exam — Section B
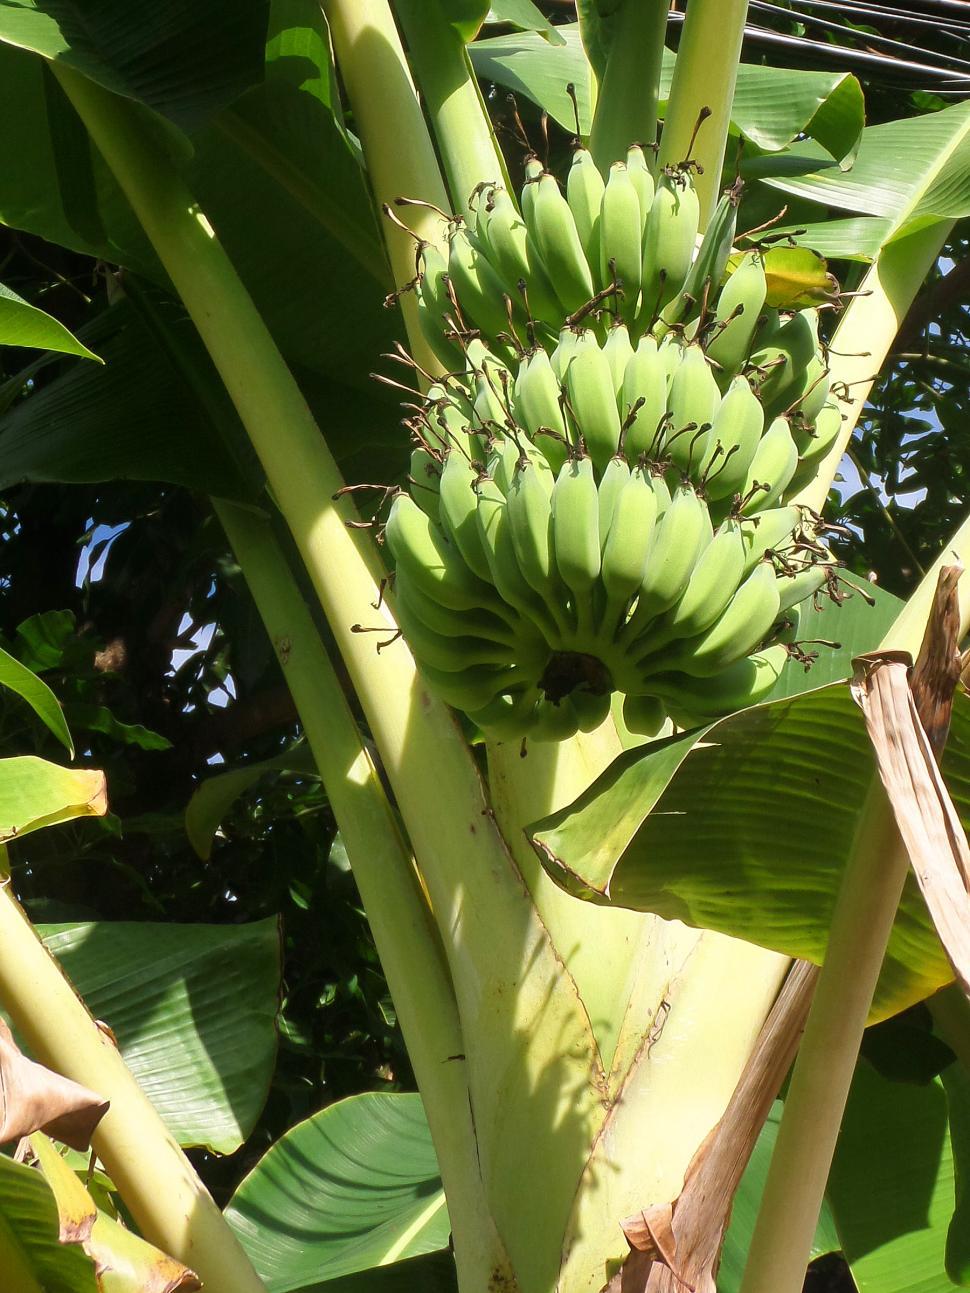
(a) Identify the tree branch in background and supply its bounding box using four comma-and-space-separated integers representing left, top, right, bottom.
893, 255, 970, 354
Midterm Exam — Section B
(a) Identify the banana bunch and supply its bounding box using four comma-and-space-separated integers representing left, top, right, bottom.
382, 148, 845, 742
386, 393, 838, 741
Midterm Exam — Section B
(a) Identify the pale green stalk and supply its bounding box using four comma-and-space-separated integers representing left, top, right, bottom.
658, 0, 749, 226
740, 509, 970, 1293
795, 221, 954, 512
392, 0, 511, 214
214, 500, 506, 1289
739, 786, 908, 1293
0, 854, 266, 1293
52, 67, 606, 1291
589, 0, 671, 170
320, 0, 451, 375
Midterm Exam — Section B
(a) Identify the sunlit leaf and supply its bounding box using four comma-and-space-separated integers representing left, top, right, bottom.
0, 284, 99, 361
226, 1093, 450, 1292
762, 246, 840, 308
0, 758, 105, 842
0, 645, 72, 754
0, 1152, 98, 1292
40, 919, 282, 1153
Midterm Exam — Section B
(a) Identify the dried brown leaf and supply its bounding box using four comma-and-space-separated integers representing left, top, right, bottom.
0, 1019, 108, 1151
606, 962, 818, 1292
854, 656, 970, 995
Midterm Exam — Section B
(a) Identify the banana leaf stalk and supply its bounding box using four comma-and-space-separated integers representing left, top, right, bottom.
658, 0, 750, 225
392, 0, 512, 214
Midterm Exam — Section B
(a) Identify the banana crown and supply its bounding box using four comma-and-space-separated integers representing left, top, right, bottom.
383, 144, 847, 743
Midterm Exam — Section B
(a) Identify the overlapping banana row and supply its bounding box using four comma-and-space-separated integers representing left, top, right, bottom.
382, 154, 844, 741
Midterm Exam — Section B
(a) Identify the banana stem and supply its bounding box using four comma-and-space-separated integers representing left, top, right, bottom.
794, 220, 952, 513
589, 0, 671, 172
321, 0, 451, 374
658, 0, 749, 227
213, 500, 506, 1289
0, 856, 266, 1293
738, 785, 909, 1293
392, 0, 512, 215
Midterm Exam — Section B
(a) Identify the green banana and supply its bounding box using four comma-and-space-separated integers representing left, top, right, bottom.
564, 338, 623, 472
739, 416, 800, 513
417, 660, 520, 712
520, 155, 544, 226
793, 400, 844, 471
748, 309, 818, 413
600, 465, 661, 634
513, 347, 570, 471
437, 449, 494, 581
599, 162, 642, 318
636, 515, 747, 655
448, 222, 521, 346
552, 455, 602, 627
395, 594, 516, 673
622, 693, 667, 736
642, 169, 700, 316
661, 560, 783, 677
706, 251, 768, 386
624, 481, 712, 638
660, 182, 740, 332
651, 642, 789, 726
551, 325, 592, 383
597, 455, 632, 540
527, 172, 596, 314
621, 334, 670, 462
566, 148, 605, 278
665, 343, 720, 478
415, 238, 461, 367
626, 144, 655, 237
699, 375, 764, 503
410, 446, 441, 521
603, 322, 635, 397
477, 471, 558, 638
477, 184, 562, 329
393, 567, 518, 642
385, 493, 498, 612
506, 458, 571, 635
738, 505, 802, 576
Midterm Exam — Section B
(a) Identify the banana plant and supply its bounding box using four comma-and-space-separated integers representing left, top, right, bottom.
0, 2, 968, 1292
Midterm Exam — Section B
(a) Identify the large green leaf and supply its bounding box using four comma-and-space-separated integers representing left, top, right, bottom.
0, 756, 105, 841
534, 680, 967, 1021
827, 1060, 968, 1292
0, 40, 400, 405
469, 28, 863, 162
718, 1100, 840, 1292
0, 1153, 98, 1293
287, 1252, 458, 1293
0, 0, 268, 130
0, 298, 262, 500
39, 918, 282, 1154
0, 643, 73, 754
226, 1093, 450, 1292
762, 101, 970, 246
0, 283, 99, 361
